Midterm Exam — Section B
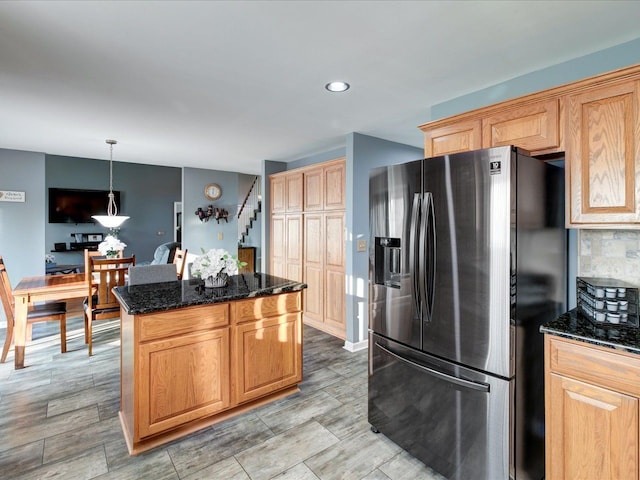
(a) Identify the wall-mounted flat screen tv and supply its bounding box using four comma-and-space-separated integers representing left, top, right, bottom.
48, 188, 121, 224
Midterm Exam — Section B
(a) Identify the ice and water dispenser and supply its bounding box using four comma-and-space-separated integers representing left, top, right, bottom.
374, 237, 402, 289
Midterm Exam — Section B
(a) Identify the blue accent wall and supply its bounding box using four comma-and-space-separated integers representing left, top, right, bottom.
347, 133, 423, 344
183, 167, 239, 261
431, 37, 640, 120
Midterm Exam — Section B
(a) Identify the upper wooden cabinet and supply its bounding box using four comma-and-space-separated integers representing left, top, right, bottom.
421, 99, 563, 158
566, 79, 640, 226
271, 172, 303, 213
482, 98, 562, 154
304, 158, 346, 211
423, 120, 482, 158
270, 176, 286, 213
419, 63, 640, 227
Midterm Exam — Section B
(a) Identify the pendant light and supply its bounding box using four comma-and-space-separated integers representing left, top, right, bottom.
92, 139, 129, 228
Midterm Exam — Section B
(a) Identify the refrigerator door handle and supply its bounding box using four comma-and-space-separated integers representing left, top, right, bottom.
376, 342, 490, 393
410, 193, 422, 319
424, 191, 436, 322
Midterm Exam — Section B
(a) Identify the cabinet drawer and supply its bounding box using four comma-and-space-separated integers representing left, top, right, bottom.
138, 303, 229, 341
232, 292, 301, 324
547, 336, 640, 397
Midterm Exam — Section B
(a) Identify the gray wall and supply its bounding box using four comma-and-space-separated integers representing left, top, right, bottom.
183, 167, 239, 259
45, 154, 181, 264
0, 148, 46, 289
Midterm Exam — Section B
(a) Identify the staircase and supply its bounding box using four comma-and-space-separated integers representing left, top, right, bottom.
238, 176, 261, 245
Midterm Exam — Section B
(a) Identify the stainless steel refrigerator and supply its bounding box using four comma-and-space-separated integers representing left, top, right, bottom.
368, 146, 566, 480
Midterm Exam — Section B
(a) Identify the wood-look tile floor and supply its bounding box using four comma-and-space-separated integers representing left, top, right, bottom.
0, 314, 443, 480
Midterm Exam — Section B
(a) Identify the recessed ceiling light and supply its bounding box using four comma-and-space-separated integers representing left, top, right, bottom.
325, 81, 350, 92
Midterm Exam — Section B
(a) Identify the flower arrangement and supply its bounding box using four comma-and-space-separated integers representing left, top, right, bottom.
45, 253, 56, 264
191, 248, 246, 280
98, 235, 127, 257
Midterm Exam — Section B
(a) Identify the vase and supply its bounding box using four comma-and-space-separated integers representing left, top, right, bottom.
106, 252, 118, 259
204, 272, 228, 288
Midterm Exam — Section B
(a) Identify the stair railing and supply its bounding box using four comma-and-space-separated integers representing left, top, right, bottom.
238, 176, 261, 244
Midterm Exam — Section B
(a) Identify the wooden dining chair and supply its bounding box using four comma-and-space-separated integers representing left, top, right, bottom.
172, 248, 188, 280
0, 256, 67, 363
84, 254, 135, 356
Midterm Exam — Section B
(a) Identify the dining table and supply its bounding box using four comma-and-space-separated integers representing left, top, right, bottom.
12, 272, 88, 369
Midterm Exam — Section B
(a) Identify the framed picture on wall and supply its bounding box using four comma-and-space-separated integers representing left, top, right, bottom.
88, 234, 103, 242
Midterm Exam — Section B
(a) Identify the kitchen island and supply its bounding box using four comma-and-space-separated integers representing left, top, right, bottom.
113, 273, 306, 454
541, 310, 640, 480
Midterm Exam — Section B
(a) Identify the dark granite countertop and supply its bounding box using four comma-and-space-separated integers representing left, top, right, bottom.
113, 273, 307, 315
541, 308, 640, 355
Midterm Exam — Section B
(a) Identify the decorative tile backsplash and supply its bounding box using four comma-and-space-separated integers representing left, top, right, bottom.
579, 230, 640, 286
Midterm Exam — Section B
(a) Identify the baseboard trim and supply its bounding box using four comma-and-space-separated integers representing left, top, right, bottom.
343, 339, 368, 352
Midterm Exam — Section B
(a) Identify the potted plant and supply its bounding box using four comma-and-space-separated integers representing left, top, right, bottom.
191, 248, 246, 287
98, 235, 127, 258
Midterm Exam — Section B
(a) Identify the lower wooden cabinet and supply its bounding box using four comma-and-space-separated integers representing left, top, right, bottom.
237, 246, 256, 273
544, 335, 640, 480
270, 214, 302, 282
120, 291, 303, 454
138, 328, 230, 438
303, 211, 346, 338
232, 312, 301, 404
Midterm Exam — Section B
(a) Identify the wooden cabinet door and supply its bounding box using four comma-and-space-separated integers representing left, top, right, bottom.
237, 247, 255, 274
270, 176, 286, 213
324, 160, 346, 210
285, 214, 302, 282
567, 79, 640, 225
286, 173, 304, 212
270, 215, 286, 278
303, 213, 323, 325
137, 329, 230, 439
323, 212, 345, 335
304, 168, 323, 211
547, 373, 638, 480
232, 313, 302, 404
423, 119, 482, 158
482, 98, 562, 154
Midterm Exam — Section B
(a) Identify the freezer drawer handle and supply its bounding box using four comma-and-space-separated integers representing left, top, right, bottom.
376, 342, 490, 393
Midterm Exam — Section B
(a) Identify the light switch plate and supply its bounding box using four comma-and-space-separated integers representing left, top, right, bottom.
218, 232, 224, 240
357, 239, 367, 252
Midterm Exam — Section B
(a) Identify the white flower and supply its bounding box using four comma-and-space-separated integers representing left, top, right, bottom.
45, 253, 56, 264
191, 248, 241, 279
98, 235, 127, 255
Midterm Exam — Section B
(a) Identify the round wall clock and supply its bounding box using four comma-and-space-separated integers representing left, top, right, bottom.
204, 183, 222, 201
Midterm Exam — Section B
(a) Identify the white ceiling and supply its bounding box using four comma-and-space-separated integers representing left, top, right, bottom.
1, 1, 640, 175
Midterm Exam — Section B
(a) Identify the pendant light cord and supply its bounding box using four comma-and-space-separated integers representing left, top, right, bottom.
107, 139, 118, 217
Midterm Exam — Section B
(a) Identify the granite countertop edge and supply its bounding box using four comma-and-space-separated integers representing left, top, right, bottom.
113, 273, 307, 315
541, 308, 640, 355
